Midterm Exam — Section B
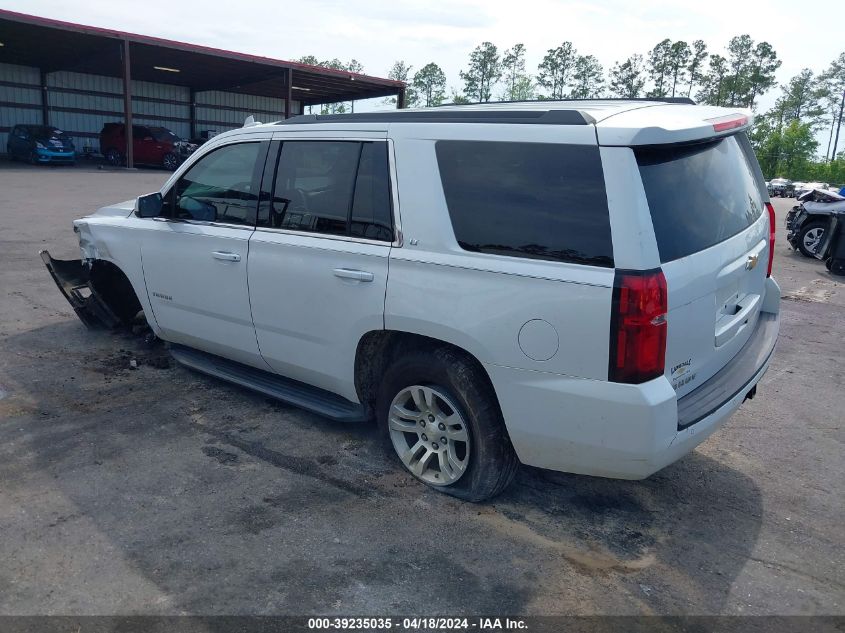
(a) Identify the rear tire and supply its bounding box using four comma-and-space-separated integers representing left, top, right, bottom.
798, 221, 826, 258
376, 346, 519, 502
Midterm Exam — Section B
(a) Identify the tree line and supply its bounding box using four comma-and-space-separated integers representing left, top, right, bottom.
296, 40, 845, 180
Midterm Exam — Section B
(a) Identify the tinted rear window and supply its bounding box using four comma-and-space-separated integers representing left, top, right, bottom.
435, 141, 613, 267
636, 134, 764, 263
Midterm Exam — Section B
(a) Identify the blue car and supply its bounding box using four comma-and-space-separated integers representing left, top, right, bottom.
7, 125, 76, 165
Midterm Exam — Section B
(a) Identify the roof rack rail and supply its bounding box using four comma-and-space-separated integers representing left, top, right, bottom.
276, 109, 594, 126
434, 97, 697, 106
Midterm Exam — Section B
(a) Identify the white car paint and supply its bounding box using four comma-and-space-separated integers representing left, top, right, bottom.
69, 100, 780, 481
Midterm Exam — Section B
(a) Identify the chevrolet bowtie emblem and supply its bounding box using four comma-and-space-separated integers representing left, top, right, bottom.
746, 254, 759, 270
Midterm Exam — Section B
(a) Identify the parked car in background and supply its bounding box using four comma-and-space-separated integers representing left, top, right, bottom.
6, 124, 76, 164
99, 123, 196, 170
769, 178, 794, 197
794, 182, 829, 199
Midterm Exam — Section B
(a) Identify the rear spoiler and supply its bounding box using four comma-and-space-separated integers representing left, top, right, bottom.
596, 105, 753, 146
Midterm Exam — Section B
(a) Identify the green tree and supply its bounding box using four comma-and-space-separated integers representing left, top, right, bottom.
501, 43, 531, 101
697, 54, 729, 105
460, 42, 502, 103
778, 69, 824, 126
413, 63, 447, 107
609, 54, 646, 98
667, 41, 691, 98
646, 39, 673, 98
570, 55, 604, 98
686, 40, 708, 98
450, 90, 472, 105
745, 42, 781, 108
780, 119, 819, 175
385, 60, 415, 107
537, 42, 577, 99
820, 52, 845, 160
724, 35, 754, 106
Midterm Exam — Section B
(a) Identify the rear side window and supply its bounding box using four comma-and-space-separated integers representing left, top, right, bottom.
435, 141, 613, 267
636, 134, 764, 263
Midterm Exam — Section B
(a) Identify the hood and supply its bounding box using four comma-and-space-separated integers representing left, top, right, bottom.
85, 198, 137, 219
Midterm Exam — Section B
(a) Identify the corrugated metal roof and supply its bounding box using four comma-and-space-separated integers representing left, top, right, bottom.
0, 9, 404, 105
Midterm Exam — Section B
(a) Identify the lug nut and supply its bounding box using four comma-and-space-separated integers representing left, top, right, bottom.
440, 437, 447, 444
419, 420, 425, 427
431, 442, 439, 450
438, 422, 445, 431
421, 434, 428, 442
428, 415, 435, 422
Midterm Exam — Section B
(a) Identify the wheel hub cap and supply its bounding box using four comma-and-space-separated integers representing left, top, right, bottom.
388, 385, 470, 486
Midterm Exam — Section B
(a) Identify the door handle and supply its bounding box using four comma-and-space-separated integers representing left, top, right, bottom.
212, 251, 241, 262
333, 268, 374, 282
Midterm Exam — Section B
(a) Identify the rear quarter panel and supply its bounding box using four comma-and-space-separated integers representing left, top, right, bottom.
386, 125, 614, 380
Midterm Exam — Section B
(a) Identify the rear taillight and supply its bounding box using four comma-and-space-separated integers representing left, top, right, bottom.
609, 269, 668, 384
766, 202, 776, 277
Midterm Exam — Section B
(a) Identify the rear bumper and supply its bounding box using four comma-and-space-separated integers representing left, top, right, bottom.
488, 296, 780, 480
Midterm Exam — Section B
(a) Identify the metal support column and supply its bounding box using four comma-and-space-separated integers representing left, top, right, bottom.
121, 39, 134, 168
39, 69, 49, 126
284, 69, 292, 119
189, 88, 197, 139
396, 87, 406, 109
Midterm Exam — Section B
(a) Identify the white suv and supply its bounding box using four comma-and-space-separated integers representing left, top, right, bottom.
43, 101, 780, 501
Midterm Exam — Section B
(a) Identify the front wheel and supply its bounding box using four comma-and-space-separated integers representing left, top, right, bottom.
798, 221, 826, 257
377, 347, 519, 502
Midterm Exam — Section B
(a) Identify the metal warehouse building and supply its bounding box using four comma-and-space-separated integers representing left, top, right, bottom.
0, 10, 405, 166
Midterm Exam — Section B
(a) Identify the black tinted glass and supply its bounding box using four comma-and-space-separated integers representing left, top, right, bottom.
636, 134, 764, 263
172, 142, 260, 224
435, 141, 613, 267
262, 141, 393, 241
272, 141, 360, 236
351, 142, 393, 241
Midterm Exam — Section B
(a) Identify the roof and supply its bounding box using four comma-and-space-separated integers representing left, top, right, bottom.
0, 9, 404, 105
264, 99, 752, 147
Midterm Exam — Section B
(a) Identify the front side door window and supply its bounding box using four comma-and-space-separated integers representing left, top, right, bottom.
165, 142, 261, 225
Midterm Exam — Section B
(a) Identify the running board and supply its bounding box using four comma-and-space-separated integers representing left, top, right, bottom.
169, 344, 368, 423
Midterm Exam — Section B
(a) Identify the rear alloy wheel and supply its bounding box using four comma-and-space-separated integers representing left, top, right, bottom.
104, 148, 123, 166
388, 385, 470, 486
377, 347, 519, 501
162, 152, 179, 171
798, 222, 826, 258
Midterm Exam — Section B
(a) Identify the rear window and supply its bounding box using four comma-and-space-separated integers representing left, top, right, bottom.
435, 141, 614, 267
636, 134, 764, 263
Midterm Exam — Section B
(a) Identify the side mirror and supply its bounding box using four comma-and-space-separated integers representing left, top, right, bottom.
136, 192, 163, 218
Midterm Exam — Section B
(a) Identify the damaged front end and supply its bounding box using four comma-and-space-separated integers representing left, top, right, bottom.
40, 250, 121, 329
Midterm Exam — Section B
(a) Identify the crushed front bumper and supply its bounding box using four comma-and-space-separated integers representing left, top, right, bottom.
40, 250, 119, 329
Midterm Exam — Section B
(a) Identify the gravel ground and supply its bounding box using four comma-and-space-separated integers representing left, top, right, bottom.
0, 162, 842, 616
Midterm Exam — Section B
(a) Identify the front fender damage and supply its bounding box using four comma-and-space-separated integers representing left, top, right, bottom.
40, 250, 121, 329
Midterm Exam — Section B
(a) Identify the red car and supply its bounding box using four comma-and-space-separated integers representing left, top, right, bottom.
99, 123, 194, 170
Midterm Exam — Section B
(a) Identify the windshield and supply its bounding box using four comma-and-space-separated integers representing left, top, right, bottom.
150, 127, 180, 142
636, 133, 765, 263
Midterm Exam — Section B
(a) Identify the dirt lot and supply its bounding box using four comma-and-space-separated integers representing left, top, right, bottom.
0, 161, 842, 616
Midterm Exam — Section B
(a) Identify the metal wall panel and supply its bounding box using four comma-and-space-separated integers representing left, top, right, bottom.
2, 62, 300, 154
0, 63, 41, 150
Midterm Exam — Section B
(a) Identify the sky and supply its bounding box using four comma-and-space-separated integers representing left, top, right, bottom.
3, 0, 843, 123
